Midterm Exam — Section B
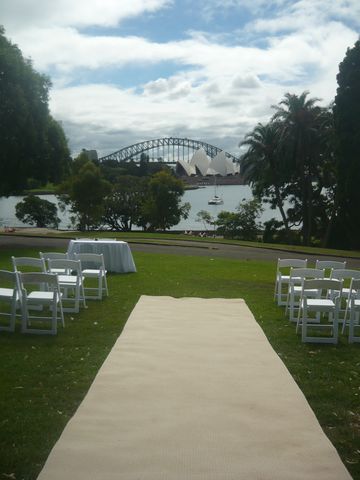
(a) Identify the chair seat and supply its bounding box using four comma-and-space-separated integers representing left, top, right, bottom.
305, 299, 335, 310
50, 268, 68, 274
82, 268, 105, 276
0, 287, 16, 299
57, 275, 80, 285
27, 291, 59, 302
293, 286, 319, 294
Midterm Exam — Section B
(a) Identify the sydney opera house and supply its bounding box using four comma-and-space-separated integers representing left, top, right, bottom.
176, 148, 240, 177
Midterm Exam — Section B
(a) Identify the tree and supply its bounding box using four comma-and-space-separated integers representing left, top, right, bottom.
240, 122, 291, 238
333, 40, 360, 249
0, 26, 71, 196
195, 210, 215, 232
58, 159, 111, 231
102, 176, 147, 231
215, 199, 263, 240
139, 171, 190, 231
272, 91, 329, 245
15, 194, 60, 228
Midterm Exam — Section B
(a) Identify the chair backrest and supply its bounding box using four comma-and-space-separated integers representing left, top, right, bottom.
0, 269, 19, 295
12, 256, 46, 273
48, 259, 82, 275
19, 272, 59, 286
74, 253, 104, 269
289, 268, 324, 280
315, 260, 346, 270
330, 269, 360, 282
0, 269, 18, 284
302, 278, 343, 298
348, 278, 360, 298
277, 258, 307, 270
40, 252, 68, 261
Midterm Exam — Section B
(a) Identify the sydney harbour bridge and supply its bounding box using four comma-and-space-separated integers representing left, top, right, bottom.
98, 137, 240, 165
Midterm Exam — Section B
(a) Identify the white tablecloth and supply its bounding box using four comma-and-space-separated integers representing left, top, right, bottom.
67, 240, 136, 273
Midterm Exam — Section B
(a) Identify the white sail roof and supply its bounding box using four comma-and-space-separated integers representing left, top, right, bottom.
177, 159, 196, 176
177, 148, 238, 176
190, 148, 210, 176
210, 151, 235, 177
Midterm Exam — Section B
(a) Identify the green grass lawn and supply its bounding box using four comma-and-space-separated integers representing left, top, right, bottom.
0, 247, 359, 479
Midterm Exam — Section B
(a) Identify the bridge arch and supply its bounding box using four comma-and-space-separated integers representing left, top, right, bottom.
98, 137, 239, 164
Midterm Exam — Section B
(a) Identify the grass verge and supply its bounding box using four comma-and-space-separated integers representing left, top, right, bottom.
0, 248, 359, 479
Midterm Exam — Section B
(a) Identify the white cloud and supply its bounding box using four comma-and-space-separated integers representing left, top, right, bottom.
2, 0, 359, 159
1, 0, 172, 30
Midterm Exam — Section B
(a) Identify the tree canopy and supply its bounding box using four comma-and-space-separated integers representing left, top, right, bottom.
240, 92, 336, 246
15, 194, 60, 228
0, 26, 71, 196
333, 40, 360, 249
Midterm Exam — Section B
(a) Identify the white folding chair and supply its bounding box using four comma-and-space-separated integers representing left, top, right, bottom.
12, 256, 46, 273
274, 258, 307, 306
315, 260, 346, 279
74, 253, 108, 300
0, 270, 21, 332
296, 278, 343, 344
18, 272, 64, 335
48, 259, 87, 313
40, 252, 69, 273
286, 268, 324, 322
330, 269, 360, 323
342, 278, 360, 342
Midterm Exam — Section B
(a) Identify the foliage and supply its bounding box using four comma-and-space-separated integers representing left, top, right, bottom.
271, 91, 333, 245
15, 194, 60, 228
195, 210, 215, 231
102, 176, 147, 231
139, 170, 190, 231
0, 27, 71, 196
215, 199, 263, 240
57, 156, 111, 231
333, 40, 360, 249
240, 91, 338, 247
100, 156, 171, 182
240, 122, 291, 238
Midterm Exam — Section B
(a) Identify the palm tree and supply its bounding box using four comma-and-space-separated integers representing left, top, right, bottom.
272, 91, 324, 245
240, 122, 291, 238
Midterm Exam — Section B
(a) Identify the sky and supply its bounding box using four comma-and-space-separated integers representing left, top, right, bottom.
1, 0, 359, 159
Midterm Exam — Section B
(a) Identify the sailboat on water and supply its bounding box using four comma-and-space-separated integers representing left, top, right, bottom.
208, 176, 224, 205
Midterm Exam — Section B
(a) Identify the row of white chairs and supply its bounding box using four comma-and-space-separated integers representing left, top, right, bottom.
0, 252, 109, 335
274, 258, 360, 343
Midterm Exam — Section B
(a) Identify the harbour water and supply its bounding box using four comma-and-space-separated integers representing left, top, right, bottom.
0, 186, 284, 231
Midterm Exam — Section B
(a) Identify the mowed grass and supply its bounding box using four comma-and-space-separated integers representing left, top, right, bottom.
0, 247, 359, 479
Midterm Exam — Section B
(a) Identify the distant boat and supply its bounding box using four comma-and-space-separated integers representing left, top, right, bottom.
208, 195, 224, 205
208, 176, 224, 205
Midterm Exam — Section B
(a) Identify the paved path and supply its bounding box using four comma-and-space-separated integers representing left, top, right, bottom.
1, 234, 360, 268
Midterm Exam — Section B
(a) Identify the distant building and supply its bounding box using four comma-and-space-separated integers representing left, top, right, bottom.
176, 148, 239, 177
82, 149, 98, 161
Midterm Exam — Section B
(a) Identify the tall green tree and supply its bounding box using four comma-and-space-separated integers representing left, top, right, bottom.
333, 40, 360, 249
102, 176, 147, 231
215, 199, 263, 240
240, 122, 291, 238
58, 159, 111, 231
15, 194, 60, 228
139, 171, 190, 231
0, 26, 70, 195
272, 91, 327, 245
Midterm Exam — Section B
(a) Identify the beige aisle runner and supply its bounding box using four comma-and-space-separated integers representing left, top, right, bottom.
38, 296, 351, 480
